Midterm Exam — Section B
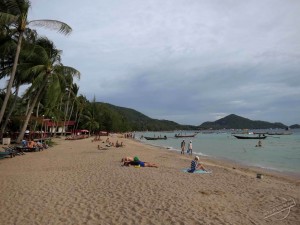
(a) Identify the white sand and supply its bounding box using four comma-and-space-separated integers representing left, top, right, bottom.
0, 136, 299, 225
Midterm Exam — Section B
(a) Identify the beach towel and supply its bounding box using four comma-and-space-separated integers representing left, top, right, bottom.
182, 168, 212, 174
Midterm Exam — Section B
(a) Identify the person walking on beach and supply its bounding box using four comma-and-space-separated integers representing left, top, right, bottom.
188, 140, 192, 155
180, 139, 185, 154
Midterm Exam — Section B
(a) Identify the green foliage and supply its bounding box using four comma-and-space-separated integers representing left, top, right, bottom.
91, 102, 197, 132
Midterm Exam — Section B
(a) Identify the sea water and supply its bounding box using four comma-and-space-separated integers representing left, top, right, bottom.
136, 129, 300, 175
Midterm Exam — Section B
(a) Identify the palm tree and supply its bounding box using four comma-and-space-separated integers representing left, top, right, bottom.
0, 29, 39, 137
74, 94, 88, 132
82, 97, 100, 135
64, 83, 79, 135
16, 37, 80, 143
0, 0, 72, 125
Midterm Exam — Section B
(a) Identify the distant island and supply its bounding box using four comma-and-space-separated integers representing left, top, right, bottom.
290, 124, 300, 129
198, 114, 299, 130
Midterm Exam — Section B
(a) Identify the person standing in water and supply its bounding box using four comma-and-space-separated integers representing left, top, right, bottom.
188, 140, 193, 155
180, 139, 185, 154
256, 140, 262, 147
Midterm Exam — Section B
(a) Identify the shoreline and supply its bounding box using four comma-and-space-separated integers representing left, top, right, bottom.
1, 135, 299, 225
136, 138, 300, 181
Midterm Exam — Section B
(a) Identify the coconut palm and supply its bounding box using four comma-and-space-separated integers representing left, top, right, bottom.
74, 94, 88, 132
82, 97, 100, 135
16, 37, 80, 143
63, 83, 79, 135
0, 29, 39, 137
0, 0, 72, 125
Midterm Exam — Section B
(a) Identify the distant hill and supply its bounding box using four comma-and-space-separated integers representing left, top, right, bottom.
290, 124, 300, 129
97, 103, 196, 131
199, 114, 288, 130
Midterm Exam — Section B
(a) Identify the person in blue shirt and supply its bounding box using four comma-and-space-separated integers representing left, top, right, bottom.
188, 156, 207, 173
21, 139, 27, 147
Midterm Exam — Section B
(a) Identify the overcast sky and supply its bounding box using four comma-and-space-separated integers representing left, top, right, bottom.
19, 0, 300, 125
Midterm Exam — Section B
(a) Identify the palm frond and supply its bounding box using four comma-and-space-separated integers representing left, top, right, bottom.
0, 12, 19, 26
44, 76, 61, 109
26, 65, 47, 76
55, 66, 81, 79
29, 20, 72, 35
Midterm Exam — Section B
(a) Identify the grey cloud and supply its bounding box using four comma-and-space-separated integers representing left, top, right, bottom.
14, 0, 297, 125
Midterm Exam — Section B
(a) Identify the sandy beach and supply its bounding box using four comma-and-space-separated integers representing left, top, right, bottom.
0, 135, 299, 225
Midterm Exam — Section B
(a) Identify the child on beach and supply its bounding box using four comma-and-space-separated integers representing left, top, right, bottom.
188, 156, 206, 173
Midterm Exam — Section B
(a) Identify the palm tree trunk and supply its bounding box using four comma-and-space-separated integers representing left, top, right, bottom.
16, 81, 47, 143
33, 102, 41, 132
67, 99, 75, 122
0, 32, 23, 124
0, 85, 20, 136
63, 88, 71, 136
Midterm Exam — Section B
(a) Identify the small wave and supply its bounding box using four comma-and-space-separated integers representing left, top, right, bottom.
194, 152, 209, 157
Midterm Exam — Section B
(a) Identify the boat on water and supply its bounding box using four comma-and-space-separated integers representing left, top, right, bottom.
233, 135, 267, 140
144, 136, 167, 140
174, 133, 197, 138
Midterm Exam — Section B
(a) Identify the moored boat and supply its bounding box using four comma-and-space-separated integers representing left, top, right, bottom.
233, 135, 267, 140
174, 133, 197, 138
144, 136, 167, 140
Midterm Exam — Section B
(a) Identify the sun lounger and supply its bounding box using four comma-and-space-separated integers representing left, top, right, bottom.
0, 151, 15, 158
2, 146, 23, 156
16, 146, 41, 152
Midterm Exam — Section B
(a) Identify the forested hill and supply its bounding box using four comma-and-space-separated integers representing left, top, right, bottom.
94, 103, 292, 131
198, 114, 288, 129
97, 103, 196, 131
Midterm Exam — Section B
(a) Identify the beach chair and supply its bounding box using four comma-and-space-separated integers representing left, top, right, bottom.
3, 146, 24, 155
0, 151, 15, 158
0, 154, 7, 159
16, 146, 39, 152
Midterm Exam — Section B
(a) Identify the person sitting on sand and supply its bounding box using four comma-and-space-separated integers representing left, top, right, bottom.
21, 139, 27, 147
27, 139, 36, 148
36, 141, 44, 149
188, 156, 206, 173
116, 141, 124, 148
92, 136, 101, 142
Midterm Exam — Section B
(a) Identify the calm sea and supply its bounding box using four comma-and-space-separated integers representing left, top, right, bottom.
135, 129, 300, 175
